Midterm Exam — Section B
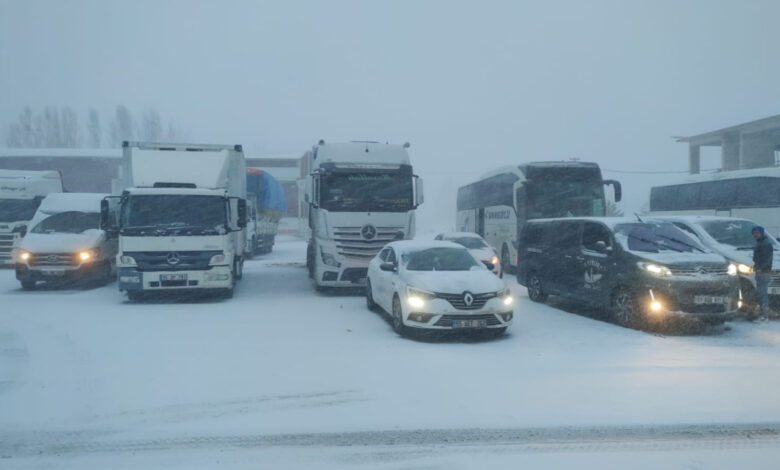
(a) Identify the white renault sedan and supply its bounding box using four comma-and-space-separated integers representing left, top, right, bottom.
366, 240, 513, 337
434, 231, 501, 277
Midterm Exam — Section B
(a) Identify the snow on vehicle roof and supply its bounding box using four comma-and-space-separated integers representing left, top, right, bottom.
38, 192, 107, 213
0, 169, 61, 179
0, 148, 122, 158
436, 231, 484, 239
665, 166, 780, 185
645, 215, 758, 224
388, 240, 465, 253
124, 187, 226, 196
525, 216, 651, 229
314, 141, 410, 166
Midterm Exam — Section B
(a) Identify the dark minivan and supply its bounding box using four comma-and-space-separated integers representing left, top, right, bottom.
516, 217, 739, 329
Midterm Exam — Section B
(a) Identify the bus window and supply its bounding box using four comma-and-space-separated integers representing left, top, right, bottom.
676, 184, 701, 210
700, 180, 738, 209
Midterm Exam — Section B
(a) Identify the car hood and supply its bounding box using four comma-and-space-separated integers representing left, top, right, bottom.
403, 269, 504, 294
469, 248, 496, 261
20, 229, 104, 253
709, 244, 780, 267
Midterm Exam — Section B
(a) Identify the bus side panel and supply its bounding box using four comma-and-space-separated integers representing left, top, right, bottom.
456, 209, 477, 233
484, 205, 518, 268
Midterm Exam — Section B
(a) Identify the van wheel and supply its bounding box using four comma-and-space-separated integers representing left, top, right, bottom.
20, 280, 36, 290
527, 273, 548, 303
366, 278, 379, 312
612, 287, 642, 328
501, 245, 511, 276
392, 295, 408, 336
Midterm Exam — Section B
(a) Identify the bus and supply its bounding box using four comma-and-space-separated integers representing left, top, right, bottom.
456, 161, 621, 274
649, 167, 780, 236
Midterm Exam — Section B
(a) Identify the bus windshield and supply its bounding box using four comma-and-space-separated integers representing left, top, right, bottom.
526, 180, 606, 219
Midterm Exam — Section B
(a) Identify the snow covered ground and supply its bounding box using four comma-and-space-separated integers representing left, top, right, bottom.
2, 236, 780, 469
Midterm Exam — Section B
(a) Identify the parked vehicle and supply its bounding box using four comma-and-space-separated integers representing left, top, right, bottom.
366, 240, 513, 337
0, 169, 63, 265
246, 168, 286, 255
15, 192, 116, 289
102, 142, 247, 301
648, 215, 780, 312
305, 140, 424, 289
433, 231, 501, 277
457, 162, 620, 275
517, 217, 739, 330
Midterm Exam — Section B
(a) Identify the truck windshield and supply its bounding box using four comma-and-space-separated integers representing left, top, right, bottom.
320, 171, 413, 212
0, 197, 43, 222
122, 195, 227, 235
614, 222, 706, 253
32, 211, 100, 234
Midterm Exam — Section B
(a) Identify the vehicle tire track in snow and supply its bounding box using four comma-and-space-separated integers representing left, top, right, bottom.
2, 423, 780, 458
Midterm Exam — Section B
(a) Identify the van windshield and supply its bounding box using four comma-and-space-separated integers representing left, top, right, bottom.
614, 222, 706, 253
32, 211, 100, 234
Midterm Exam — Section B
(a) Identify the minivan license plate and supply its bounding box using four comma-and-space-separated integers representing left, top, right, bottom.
160, 274, 187, 281
452, 319, 487, 328
769, 287, 780, 295
694, 295, 725, 305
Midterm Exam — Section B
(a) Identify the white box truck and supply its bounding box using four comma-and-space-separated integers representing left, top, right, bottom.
0, 169, 63, 265
102, 142, 247, 300
304, 140, 424, 289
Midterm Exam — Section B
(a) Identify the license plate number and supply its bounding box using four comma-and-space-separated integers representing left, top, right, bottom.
694, 295, 726, 305
452, 319, 487, 328
42, 269, 65, 276
769, 287, 780, 295
160, 274, 187, 281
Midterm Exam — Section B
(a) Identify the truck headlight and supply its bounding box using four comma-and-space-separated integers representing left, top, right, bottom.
120, 255, 137, 266
209, 253, 226, 265
407, 286, 435, 308
19, 250, 31, 261
639, 262, 671, 277
320, 250, 341, 268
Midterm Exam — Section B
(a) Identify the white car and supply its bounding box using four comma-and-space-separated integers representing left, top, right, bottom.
434, 231, 502, 277
649, 215, 780, 311
365, 240, 513, 337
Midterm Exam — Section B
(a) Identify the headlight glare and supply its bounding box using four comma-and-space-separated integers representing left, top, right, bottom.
737, 263, 753, 274
19, 251, 31, 261
639, 262, 671, 277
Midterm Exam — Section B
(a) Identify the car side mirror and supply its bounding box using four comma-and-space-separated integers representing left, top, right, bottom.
484, 262, 495, 271
380, 262, 396, 272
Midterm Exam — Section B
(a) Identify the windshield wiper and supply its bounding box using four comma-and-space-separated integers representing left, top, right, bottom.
627, 234, 684, 252
656, 234, 705, 252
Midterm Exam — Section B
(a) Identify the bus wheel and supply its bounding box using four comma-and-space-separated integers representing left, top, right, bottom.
527, 273, 548, 303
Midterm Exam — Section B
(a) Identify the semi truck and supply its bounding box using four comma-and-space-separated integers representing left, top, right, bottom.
304, 140, 424, 289
246, 168, 286, 255
0, 169, 63, 266
102, 141, 247, 300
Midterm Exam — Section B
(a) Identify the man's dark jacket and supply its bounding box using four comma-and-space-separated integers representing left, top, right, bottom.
753, 236, 773, 273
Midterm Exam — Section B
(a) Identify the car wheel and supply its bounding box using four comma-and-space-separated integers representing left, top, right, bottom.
20, 280, 36, 290
612, 287, 642, 328
392, 294, 408, 336
247, 236, 256, 259
527, 272, 548, 303
366, 278, 379, 312
501, 245, 511, 276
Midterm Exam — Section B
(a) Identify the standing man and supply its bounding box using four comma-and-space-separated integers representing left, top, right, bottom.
752, 226, 773, 322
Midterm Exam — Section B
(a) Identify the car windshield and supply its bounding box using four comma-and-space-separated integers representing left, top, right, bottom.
448, 236, 488, 249
402, 247, 480, 271
31, 211, 100, 234
699, 220, 780, 250
614, 222, 706, 253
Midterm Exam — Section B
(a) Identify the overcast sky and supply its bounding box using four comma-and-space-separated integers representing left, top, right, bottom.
2, 0, 780, 229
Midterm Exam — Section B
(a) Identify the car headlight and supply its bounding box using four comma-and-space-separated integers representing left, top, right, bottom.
407, 286, 435, 308
639, 262, 671, 277
498, 288, 513, 306
320, 250, 341, 268
120, 255, 137, 266
736, 263, 752, 274
78, 249, 100, 262
209, 253, 226, 265
490, 256, 499, 265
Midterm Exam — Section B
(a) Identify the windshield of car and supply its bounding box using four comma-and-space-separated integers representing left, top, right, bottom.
614, 222, 706, 253
31, 211, 100, 234
699, 220, 780, 250
448, 236, 488, 249
402, 247, 480, 271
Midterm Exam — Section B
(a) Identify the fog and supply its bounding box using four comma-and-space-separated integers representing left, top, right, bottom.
2, 0, 780, 231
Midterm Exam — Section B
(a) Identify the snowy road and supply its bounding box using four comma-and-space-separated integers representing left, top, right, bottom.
2, 237, 780, 468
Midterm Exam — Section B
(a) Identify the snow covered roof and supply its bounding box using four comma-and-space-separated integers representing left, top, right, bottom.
645, 215, 758, 225
435, 231, 483, 239
0, 148, 122, 158
673, 166, 780, 184
526, 216, 667, 230
38, 192, 107, 213
124, 187, 226, 196
388, 240, 464, 253
313, 141, 410, 166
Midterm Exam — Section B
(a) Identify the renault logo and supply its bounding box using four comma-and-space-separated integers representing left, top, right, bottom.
463, 291, 474, 307
166, 252, 181, 265
361, 224, 377, 240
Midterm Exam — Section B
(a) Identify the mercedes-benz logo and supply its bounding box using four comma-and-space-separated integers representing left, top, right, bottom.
361, 224, 377, 240
463, 291, 474, 307
166, 252, 181, 265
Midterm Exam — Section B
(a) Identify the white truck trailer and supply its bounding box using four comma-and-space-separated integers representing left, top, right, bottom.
304, 140, 424, 289
102, 142, 247, 300
0, 169, 63, 265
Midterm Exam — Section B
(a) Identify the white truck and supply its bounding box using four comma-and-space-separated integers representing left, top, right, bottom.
0, 169, 63, 266
305, 140, 424, 289
102, 142, 247, 300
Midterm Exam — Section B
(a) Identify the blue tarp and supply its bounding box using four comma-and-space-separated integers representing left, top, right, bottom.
246, 169, 286, 213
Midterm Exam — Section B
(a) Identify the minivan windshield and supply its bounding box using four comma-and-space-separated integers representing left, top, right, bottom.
614, 222, 706, 253
31, 211, 100, 234
699, 220, 780, 251
402, 247, 480, 271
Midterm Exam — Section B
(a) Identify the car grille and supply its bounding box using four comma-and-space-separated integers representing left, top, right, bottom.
127, 251, 222, 271
28, 253, 79, 267
434, 291, 497, 310
333, 225, 404, 260
669, 265, 729, 276
434, 314, 502, 327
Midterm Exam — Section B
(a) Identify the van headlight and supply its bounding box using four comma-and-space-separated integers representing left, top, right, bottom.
735, 263, 752, 275
639, 262, 671, 277
407, 286, 435, 309
19, 250, 31, 262
78, 249, 99, 262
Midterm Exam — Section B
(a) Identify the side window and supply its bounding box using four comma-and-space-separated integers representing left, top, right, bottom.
378, 248, 390, 262
582, 222, 612, 252
386, 249, 397, 265
552, 221, 582, 248
672, 222, 700, 240
434, 234, 442, 240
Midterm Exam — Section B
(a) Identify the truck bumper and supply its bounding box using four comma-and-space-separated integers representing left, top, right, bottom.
118, 266, 233, 291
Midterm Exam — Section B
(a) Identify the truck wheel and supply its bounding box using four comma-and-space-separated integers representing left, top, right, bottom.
127, 291, 143, 302
233, 258, 243, 281
97, 262, 112, 286
366, 278, 379, 312
501, 245, 511, 276
526, 272, 548, 303
307, 243, 315, 279
250, 236, 258, 256
20, 280, 36, 290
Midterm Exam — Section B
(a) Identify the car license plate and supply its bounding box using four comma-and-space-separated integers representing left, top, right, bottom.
769, 287, 780, 295
42, 269, 65, 276
694, 295, 726, 305
160, 274, 187, 281
452, 319, 487, 328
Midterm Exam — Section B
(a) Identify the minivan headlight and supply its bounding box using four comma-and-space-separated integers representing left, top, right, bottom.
78, 249, 100, 262
639, 262, 671, 277
735, 263, 752, 275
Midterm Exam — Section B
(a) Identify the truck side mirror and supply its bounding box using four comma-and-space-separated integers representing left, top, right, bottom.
237, 199, 247, 228
101, 197, 120, 238
414, 176, 424, 207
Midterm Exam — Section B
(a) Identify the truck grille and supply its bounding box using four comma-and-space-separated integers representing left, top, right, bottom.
28, 253, 79, 267
0, 234, 14, 258
434, 291, 498, 310
127, 251, 222, 271
333, 225, 404, 260
434, 314, 502, 327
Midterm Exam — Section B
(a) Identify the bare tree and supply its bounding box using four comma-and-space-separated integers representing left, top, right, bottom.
138, 108, 163, 141
109, 105, 135, 146
87, 107, 101, 147
43, 106, 62, 147
61, 107, 80, 147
